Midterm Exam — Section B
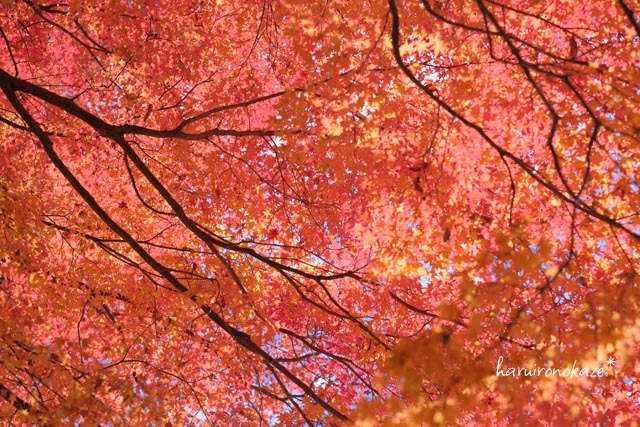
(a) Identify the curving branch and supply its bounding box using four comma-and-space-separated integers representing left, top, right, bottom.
0, 76, 349, 422
386, 0, 640, 243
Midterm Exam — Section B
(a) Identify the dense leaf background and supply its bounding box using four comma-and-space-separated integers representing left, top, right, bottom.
0, 0, 639, 425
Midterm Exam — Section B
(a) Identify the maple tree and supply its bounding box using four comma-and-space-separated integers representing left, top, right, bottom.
0, 0, 639, 425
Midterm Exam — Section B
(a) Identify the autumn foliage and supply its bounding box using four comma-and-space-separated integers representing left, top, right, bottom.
0, 0, 639, 425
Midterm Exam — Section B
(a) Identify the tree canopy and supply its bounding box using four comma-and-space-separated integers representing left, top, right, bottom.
1, 0, 639, 425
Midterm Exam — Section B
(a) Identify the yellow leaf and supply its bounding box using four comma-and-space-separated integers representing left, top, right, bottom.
29, 272, 45, 286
